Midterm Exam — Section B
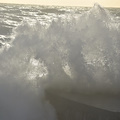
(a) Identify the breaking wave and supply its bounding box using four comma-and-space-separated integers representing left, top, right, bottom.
0, 3, 120, 120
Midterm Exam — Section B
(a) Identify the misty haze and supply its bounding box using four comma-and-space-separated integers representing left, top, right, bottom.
0, 2, 120, 120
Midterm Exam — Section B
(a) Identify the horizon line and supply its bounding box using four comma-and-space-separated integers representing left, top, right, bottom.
0, 2, 120, 8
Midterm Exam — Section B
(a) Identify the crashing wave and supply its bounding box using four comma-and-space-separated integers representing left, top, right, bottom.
0, 3, 120, 120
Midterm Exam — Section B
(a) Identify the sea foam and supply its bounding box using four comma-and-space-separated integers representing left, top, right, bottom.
0, 3, 120, 119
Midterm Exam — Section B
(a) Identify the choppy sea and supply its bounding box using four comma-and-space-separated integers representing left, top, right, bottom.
0, 3, 120, 120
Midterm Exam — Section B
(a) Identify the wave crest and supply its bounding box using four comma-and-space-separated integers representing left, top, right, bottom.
0, 4, 120, 119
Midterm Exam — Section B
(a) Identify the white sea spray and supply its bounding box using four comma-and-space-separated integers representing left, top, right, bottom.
0, 3, 120, 119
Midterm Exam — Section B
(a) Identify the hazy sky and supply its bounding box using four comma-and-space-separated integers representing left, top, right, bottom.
0, 0, 120, 7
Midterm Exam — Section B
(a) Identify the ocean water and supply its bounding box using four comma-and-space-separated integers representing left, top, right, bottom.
0, 3, 120, 120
